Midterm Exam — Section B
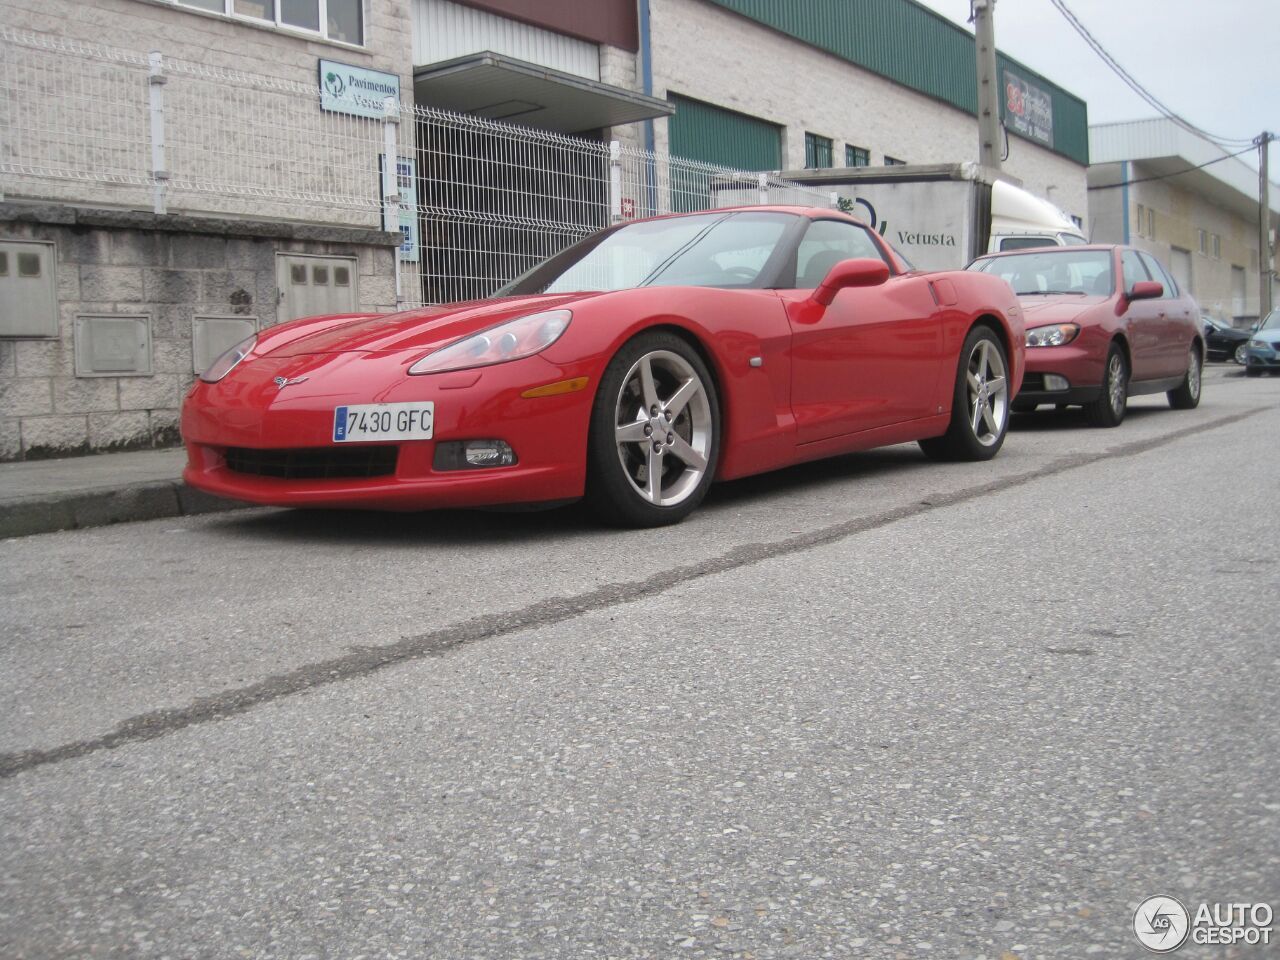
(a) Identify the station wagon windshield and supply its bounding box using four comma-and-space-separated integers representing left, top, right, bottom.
499, 211, 796, 295
970, 249, 1114, 296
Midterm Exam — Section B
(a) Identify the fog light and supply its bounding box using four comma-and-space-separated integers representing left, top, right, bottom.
1044, 374, 1070, 391
433, 440, 517, 471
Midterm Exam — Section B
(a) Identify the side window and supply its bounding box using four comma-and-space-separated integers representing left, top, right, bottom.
1120, 250, 1150, 296
1000, 236, 1056, 252
1138, 252, 1175, 297
795, 220, 886, 288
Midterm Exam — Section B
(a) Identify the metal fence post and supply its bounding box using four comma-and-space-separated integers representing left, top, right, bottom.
609, 140, 623, 223
382, 96, 402, 307
147, 51, 168, 215
757, 173, 768, 206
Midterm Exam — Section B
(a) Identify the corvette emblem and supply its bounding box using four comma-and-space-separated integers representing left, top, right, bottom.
273, 376, 309, 389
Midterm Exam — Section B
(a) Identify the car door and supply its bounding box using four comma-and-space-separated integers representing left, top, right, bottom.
1139, 250, 1194, 376
1119, 249, 1163, 381
785, 219, 943, 443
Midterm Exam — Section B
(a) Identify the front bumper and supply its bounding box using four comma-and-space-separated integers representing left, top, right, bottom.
181, 351, 596, 511
1245, 345, 1280, 370
1014, 342, 1104, 405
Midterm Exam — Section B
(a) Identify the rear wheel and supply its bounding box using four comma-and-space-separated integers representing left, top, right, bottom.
1167, 346, 1202, 409
585, 332, 719, 527
1234, 343, 1249, 365
1085, 344, 1127, 427
919, 325, 1009, 462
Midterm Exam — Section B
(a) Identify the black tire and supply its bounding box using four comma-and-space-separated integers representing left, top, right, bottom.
1084, 344, 1128, 428
585, 331, 720, 527
1167, 346, 1203, 409
919, 325, 1010, 462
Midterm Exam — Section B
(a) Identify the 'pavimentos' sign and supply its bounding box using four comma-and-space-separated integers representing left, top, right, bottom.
1003, 69, 1053, 149
319, 59, 400, 119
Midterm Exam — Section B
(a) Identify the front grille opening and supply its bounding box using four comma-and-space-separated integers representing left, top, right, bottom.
1021, 373, 1046, 391
225, 446, 398, 480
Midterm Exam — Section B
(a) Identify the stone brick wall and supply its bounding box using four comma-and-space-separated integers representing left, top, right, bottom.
645, 0, 1088, 225
0, 205, 398, 461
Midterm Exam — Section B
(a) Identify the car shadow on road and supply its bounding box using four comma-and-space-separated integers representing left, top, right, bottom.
200, 445, 935, 545
1008, 405, 1169, 431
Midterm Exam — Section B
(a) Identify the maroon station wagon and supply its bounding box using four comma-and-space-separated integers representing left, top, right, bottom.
967, 245, 1204, 427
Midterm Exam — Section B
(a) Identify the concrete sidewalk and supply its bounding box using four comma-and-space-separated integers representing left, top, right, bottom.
0, 447, 244, 539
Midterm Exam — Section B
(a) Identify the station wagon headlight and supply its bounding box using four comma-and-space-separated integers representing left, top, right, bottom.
1249, 339, 1271, 350
1025, 323, 1080, 348
199, 334, 256, 383
409, 310, 571, 375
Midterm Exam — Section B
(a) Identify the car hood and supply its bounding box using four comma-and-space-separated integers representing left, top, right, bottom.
1015, 296, 1106, 324
1251, 328, 1280, 345
262, 292, 602, 358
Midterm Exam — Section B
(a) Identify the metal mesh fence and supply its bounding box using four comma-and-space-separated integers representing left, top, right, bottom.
1, 28, 834, 310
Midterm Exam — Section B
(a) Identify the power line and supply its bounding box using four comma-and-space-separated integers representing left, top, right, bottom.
1047, 0, 1256, 149
1086, 145, 1256, 191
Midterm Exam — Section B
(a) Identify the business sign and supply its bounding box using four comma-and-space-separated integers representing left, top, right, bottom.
1003, 69, 1054, 149
319, 59, 400, 119
379, 155, 420, 263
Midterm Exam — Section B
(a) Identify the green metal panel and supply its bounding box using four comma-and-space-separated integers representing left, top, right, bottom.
707, 0, 1089, 166
668, 94, 782, 170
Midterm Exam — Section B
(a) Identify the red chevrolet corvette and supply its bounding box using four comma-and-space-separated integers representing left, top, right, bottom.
182, 207, 1024, 526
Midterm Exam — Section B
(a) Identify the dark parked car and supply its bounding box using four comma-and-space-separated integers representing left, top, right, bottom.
1203, 315, 1250, 364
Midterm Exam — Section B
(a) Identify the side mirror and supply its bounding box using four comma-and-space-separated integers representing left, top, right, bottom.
1128, 280, 1163, 301
813, 258, 890, 306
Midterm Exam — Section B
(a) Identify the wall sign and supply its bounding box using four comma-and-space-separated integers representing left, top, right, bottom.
1003, 69, 1053, 149
320, 59, 401, 119
380, 155, 420, 263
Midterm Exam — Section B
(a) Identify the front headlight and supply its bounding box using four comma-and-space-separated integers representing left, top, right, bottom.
1249, 339, 1271, 350
199, 334, 256, 383
1025, 323, 1080, 348
409, 310, 571, 375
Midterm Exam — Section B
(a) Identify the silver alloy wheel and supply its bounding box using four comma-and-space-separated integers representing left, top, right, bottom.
965, 338, 1009, 447
1106, 351, 1126, 417
613, 350, 713, 507
1235, 343, 1248, 365
1186, 348, 1202, 399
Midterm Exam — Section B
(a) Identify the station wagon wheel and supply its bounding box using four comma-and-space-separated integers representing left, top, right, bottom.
1167, 345, 1203, 409
919, 325, 1009, 462
1085, 344, 1128, 427
586, 332, 720, 527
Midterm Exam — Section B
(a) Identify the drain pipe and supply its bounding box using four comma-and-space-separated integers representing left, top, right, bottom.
638, 0, 658, 215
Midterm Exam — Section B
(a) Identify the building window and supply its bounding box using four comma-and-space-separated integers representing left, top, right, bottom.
1147, 207, 1155, 240
173, 0, 364, 45
1135, 203, 1145, 237
1198, 228, 1208, 255
883, 155, 906, 166
805, 133, 833, 169
845, 145, 869, 167
1211, 233, 1221, 259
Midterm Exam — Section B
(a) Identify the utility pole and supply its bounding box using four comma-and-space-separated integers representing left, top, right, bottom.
972, 0, 1002, 170
1259, 132, 1274, 320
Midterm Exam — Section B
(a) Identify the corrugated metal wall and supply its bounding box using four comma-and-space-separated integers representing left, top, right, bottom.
668, 94, 782, 171
413, 0, 600, 79
707, 0, 1089, 165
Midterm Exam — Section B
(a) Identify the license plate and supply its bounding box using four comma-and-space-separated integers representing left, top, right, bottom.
333, 402, 434, 442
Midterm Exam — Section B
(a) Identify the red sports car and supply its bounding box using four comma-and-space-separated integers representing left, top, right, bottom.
182, 206, 1024, 526
967, 245, 1204, 426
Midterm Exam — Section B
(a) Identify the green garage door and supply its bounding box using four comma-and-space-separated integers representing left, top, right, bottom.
668, 94, 782, 171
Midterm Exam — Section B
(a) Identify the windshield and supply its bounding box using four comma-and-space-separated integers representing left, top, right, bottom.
1259, 310, 1280, 332
498, 212, 796, 295
970, 249, 1113, 296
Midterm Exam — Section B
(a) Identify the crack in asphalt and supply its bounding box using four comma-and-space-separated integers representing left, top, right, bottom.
0, 405, 1269, 780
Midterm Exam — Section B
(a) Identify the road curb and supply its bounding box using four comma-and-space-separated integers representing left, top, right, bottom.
0, 482, 245, 539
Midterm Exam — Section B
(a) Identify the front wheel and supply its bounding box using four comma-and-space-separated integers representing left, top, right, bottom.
918, 325, 1010, 462
585, 332, 719, 527
1234, 343, 1249, 365
1168, 346, 1202, 409
1084, 344, 1128, 427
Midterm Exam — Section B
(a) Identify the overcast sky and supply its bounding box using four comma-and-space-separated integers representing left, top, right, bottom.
915, 0, 1278, 168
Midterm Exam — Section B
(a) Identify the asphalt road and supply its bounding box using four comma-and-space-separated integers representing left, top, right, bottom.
2, 366, 1278, 959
